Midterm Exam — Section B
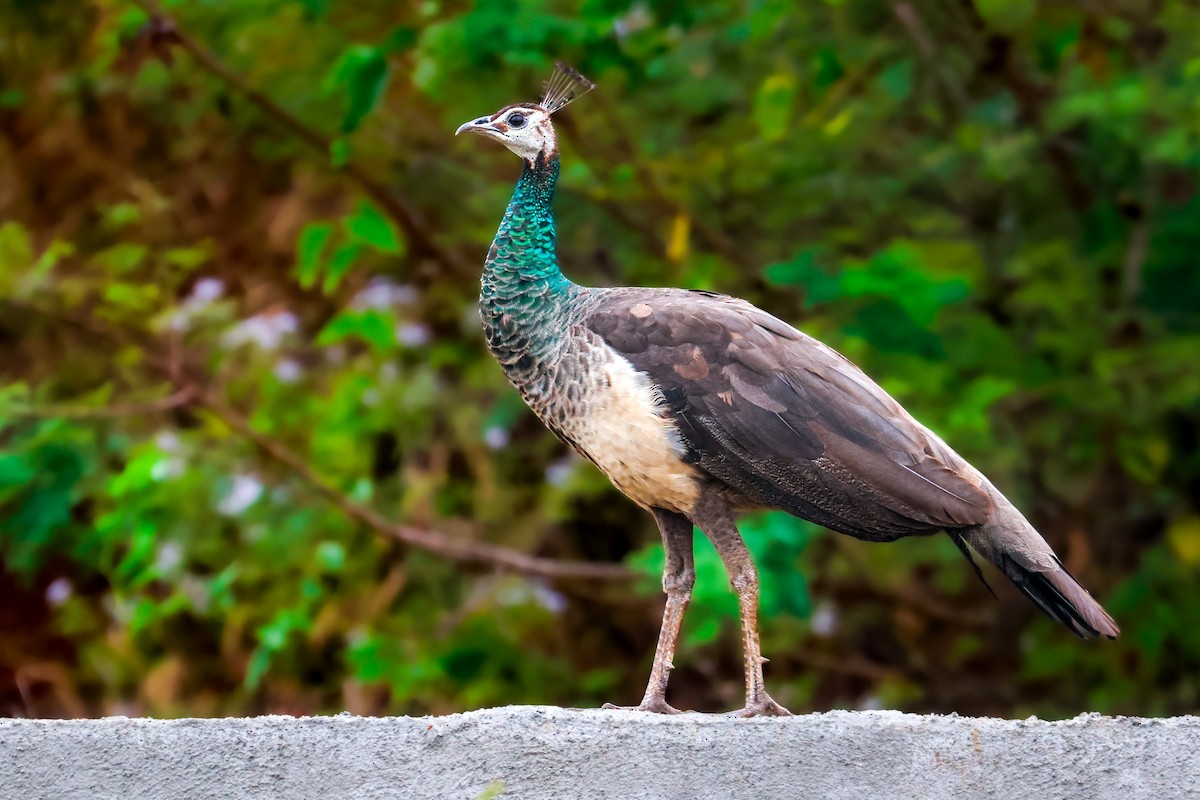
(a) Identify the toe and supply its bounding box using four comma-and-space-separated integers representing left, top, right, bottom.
733, 695, 792, 717
602, 699, 685, 714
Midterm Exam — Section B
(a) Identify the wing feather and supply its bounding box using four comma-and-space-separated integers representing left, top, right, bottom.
585, 288, 993, 541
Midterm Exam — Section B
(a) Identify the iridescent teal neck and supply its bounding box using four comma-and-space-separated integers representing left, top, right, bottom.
482, 152, 570, 293
480, 151, 578, 371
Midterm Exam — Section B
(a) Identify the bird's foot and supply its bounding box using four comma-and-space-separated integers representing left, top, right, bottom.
602, 697, 685, 714
730, 693, 792, 718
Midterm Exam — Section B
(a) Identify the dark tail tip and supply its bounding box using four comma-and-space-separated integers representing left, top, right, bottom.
1005, 555, 1120, 640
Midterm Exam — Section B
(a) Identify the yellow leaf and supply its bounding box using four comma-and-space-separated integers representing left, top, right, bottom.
1167, 516, 1200, 564
666, 214, 690, 263
823, 108, 853, 137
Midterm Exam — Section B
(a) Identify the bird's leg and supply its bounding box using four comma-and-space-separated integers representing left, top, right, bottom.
603, 508, 694, 714
692, 494, 791, 718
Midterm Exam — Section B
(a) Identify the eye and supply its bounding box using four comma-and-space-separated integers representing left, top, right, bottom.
507, 112, 527, 128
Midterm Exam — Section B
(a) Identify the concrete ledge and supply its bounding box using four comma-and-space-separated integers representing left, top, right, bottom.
1, 707, 1197, 800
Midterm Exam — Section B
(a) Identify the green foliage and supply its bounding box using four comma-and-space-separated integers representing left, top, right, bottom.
1, 0, 1198, 719
325, 45, 391, 135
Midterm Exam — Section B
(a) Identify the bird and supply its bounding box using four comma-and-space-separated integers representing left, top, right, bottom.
455, 63, 1119, 717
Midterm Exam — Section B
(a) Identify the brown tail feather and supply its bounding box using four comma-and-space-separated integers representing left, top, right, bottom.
995, 552, 1119, 639
959, 506, 1119, 639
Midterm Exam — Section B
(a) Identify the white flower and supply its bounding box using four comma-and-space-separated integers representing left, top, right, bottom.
534, 584, 567, 614
810, 602, 839, 636
218, 475, 263, 516
155, 432, 181, 452
192, 277, 225, 303
167, 278, 226, 331
45, 577, 72, 606
222, 312, 299, 350
396, 323, 432, 347
150, 457, 184, 481
155, 542, 184, 574
857, 694, 884, 711
274, 358, 303, 383
483, 426, 510, 449
352, 278, 418, 309
545, 455, 579, 486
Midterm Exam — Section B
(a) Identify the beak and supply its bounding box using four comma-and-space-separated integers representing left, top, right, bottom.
456, 116, 499, 137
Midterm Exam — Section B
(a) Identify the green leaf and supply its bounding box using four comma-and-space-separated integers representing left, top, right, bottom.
330, 138, 351, 168
383, 27, 418, 53
297, 0, 329, 18
474, 781, 506, 800
752, 73, 797, 142
95, 243, 148, 274
103, 281, 159, 311
326, 45, 390, 134
102, 203, 141, 229
0, 454, 33, 489
974, 0, 1036, 32
164, 245, 211, 270
295, 222, 334, 289
323, 242, 364, 295
764, 249, 841, 306
114, 519, 158, 583
244, 648, 273, 690
0, 222, 33, 295
345, 202, 403, 255
315, 540, 346, 572
316, 309, 397, 353
878, 59, 913, 102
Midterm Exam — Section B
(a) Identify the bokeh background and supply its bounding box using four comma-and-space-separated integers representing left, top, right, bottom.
1, 0, 1197, 720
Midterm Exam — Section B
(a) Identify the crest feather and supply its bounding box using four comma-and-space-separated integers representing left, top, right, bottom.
540, 62, 595, 114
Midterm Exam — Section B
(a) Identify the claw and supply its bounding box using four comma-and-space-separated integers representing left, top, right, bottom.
602, 698, 686, 714
731, 694, 792, 718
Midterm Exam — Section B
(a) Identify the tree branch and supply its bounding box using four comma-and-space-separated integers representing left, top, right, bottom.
2, 387, 195, 419
190, 388, 633, 582
4, 299, 631, 583
124, 0, 473, 275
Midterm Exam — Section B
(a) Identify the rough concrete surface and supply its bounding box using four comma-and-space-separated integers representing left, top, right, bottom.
1, 706, 1197, 800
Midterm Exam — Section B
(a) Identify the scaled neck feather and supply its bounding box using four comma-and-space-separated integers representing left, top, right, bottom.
480, 148, 578, 367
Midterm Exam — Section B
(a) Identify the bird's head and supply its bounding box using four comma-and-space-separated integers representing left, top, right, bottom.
456, 63, 593, 164
455, 103, 556, 162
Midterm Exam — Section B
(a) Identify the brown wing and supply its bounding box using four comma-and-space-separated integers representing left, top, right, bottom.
585, 288, 994, 541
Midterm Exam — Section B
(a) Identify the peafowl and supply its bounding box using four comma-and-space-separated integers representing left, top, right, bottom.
456, 64, 1118, 717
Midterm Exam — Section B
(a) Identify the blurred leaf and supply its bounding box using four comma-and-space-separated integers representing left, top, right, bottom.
0, 221, 33, 295
298, 0, 329, 19
474, 780, 505, 800
1167, 517, 1200, 565
296, 222, 335, 290
666, 213, 689, 262
95, 243, 147, 274
323, 242, 364, 295
330, 137, 351, 168
325, 45, 390, 134
316, 540, 346, 572
383, 27, 418, 53
753, 73, 797, 142
345, 201, 403, 255
316, 309, 397, 353
0, 454, 33, 489
974, 0, 1036, 32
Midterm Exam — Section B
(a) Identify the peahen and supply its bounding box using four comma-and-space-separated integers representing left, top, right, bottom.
456, 64, 1119, 716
